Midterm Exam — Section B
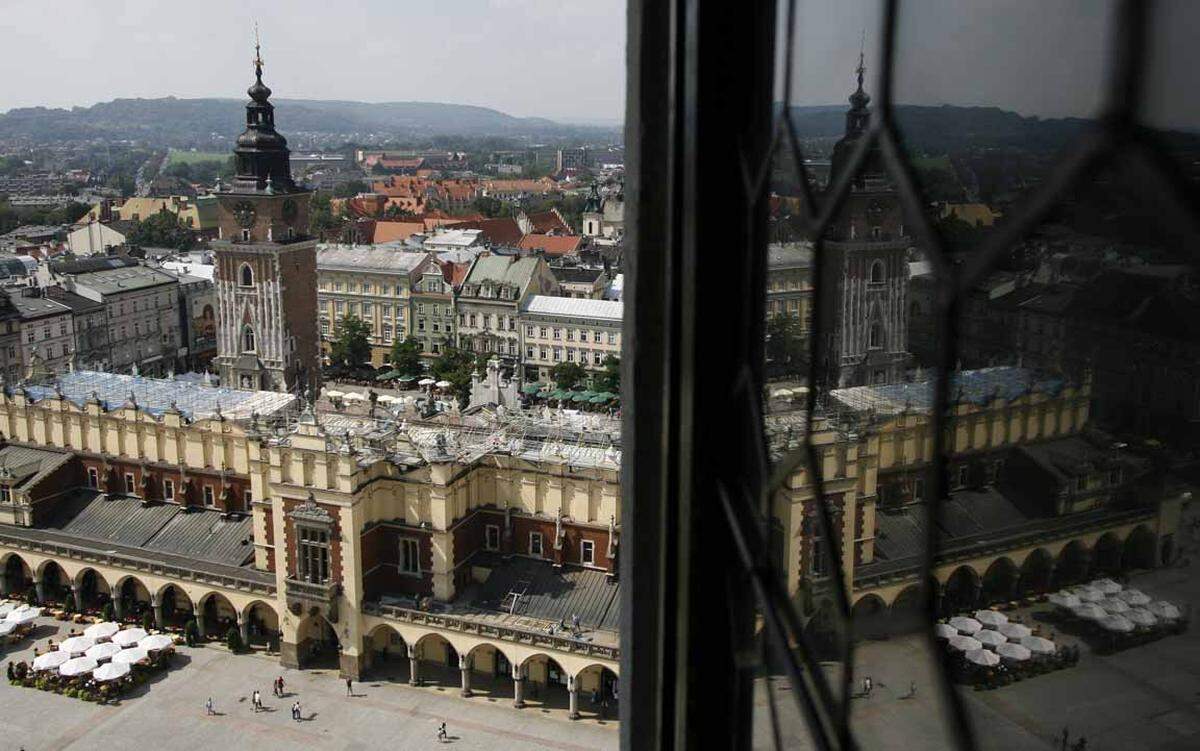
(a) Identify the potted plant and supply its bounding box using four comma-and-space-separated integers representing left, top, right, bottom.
225, 625, 245, 654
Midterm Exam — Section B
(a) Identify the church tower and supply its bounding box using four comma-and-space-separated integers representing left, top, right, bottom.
817, 52, 911, 388
212, 42, 319, 394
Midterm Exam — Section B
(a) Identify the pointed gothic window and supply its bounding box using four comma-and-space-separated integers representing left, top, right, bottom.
869, 320, 884, 349
869, 260, 885, 284
243, 326, 256, 352
240, 264, 254, 287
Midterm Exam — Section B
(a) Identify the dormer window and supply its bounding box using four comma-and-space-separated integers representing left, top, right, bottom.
239, 264, 254, 287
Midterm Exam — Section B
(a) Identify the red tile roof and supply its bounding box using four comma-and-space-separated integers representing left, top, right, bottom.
518, 234, 583, 256
451, 217, 525, 247
526, 209, 571, 235
373, 221, 426, 244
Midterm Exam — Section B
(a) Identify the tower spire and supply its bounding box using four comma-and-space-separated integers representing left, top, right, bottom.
253, 22, 264, 81
856, 29, 866, 93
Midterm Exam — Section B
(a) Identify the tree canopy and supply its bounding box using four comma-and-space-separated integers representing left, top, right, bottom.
550, 361, 587, 391
390, 336, 423, 377
765, 314, 807, 376
127, 209, 194, 250
592, 355, 620, 394
329, 315, 372, 370
430, 345, 478, 407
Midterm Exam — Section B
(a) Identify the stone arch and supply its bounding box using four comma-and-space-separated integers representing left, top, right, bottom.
73, 567, 112, 611
889, 583, 927, 635
413, 632, 460, 688
520, 653, 572, 711
198, 591, 238, 640
943, 566, 981, 614
365, 623, 408, 680
1, 553, 33, 596
1017, 548, 1054, 596
37, 559, 70, 605
113, 575, 153, 623
1122, 525, 1158, 570
239, 263, 254, 287
242, 600, 280, 648
461, 642, 514, 700
1053, 540, 1090, 588
1092, 532, 1123, 576
575, 662, 620, 720
156, 583, 194, 628
296, 612, 340, 669
850, 593, 888, 641
980, 557, 1019, 605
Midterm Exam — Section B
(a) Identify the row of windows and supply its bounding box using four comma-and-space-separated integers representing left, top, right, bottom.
26, 321, 71, 343
461, 312, 518, 331
525, 325, 619, 344
526, 347, 608, 366
318, 279, 409, 297
481, 524, 596, 565
325, 300, 406, 320
85, 467, 250, 508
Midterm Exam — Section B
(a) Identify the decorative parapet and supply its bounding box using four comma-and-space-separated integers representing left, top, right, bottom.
363, 600, 620, 661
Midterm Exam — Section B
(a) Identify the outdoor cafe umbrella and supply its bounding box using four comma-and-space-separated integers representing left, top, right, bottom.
572, 392, 589, 402
934, 623, 958, 640
974, 629, 1007, 649
323, 390, 345, 399
1072, 586, 1105, 603
112, 647, 150, 666
397, 374, 416, 383
1100, 597, 1130, 614
1047, 591, 1081, 609
997, 622, 1032, 641
418, 378, 435, 387
948, 616, 982, 635
1117, 588, 1151, 607
1098, 614, 1134, 633
0, 621, 16, 636
84, 621, 120, 641
58, 656, 98, 677
342, 391, 366, 402
1125, 608, 1158, 628
0, 602, 17, 618
7, 605, 42, 623
996, 643, 1032, 663
947, 635, 983, 652
965, 648, 1000, 667
1070, 603, 1108, 621
375, 369, 401, 381
520, 383, 543, 395
93, 661, 131, 682
1090, 578, 1123, 595
973, 609, 1008, 628
435, 380, 452, 389
1148, 601, 1182, 621
85, 642, 124, 662
139, 634, 175, 651
1019, 635, 1056, 656
111, 628, 148, 648
59, 636, 96, 655
32, 651, 70, 672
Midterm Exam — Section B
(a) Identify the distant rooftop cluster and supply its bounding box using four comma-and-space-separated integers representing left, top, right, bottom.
829, 366, 1068, 416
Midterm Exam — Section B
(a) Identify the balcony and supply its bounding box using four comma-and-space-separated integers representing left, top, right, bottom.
284, 576, 341, 621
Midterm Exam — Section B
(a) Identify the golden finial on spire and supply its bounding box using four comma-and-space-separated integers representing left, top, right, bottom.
253, 22, 264, 74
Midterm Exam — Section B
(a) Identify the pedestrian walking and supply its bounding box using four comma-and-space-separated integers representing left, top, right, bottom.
437, 722, 447, 742
292, 701, 302, 721
346, 677, 353, 696
252, 690, 261, 712
908, 680, 916, 698
277, 676, 285, 696
206, 697, 214, 715
862, 676, 873, 696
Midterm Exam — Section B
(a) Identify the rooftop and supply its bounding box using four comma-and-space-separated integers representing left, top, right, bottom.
829, 366, 1067, 416
62, 263, 178, 296
522, 295, 623, 322
3, 291, 71, 320
465, 553, 619, 634
767, 242, 814, 269
0, 444, 72, 491
317, 245, 428, 274
21, 370, 297, 421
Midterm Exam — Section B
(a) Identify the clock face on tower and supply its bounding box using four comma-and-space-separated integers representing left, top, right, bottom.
234, 201, 257, 228
281, 198, 298, 222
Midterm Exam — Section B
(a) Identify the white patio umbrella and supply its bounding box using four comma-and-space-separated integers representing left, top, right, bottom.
934, 623, 958, 640
996, 643, 1032, 662
85, 642, 124, 662
1125, 608, 1157, 628
324, 390, 345, 399
1073, 586, 1105, 603
0, 602, 17, 618
1047, 591, 1081, 609
93, 661, 131, 682
965, 648, 1000, 667
947, 635, 983, 652
1090, 578, 1122, 595
58, 636, 96, 655
974, 629, 1007, 649
1100, 597, 1130, 614
139, 634, 175, 651
1098, 614, 1134, 633
1117, 588, 1151, 606
1070, 603, 1108, 620
1148, 601, 1182, 621
1019, 635, 1056, 655
376, 394, 398, 404
32, 651, 70, 671
84, 621, 120, 641
111, 647, 150, 666
111, 628, 148, 647
58, 656, 98, 677
435, 380, 452, 389
0, 621, 15, 636
418, 378, 435, 386
7, 606, 41, 624
342, 391, 366, 401
973, 610, 1009, 628
998, 622, 1032, 641
949, 616, 982, 635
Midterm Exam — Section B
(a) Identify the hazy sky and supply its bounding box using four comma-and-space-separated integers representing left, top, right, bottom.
2, 0, 1194, 128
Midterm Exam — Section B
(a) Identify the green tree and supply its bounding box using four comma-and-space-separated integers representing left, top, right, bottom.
593, 355, 620, 393
550, 361, 587, 391
765, 314, 807, 375
225, 625, 246, 653
330, 315, 372, 370
390, 336, 423, 376
430, 346, 478, 408
127, 209, 194, 250
308, 192, 344, 239
333, 179, 370, 198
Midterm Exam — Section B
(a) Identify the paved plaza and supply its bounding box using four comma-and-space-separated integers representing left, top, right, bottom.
0, 628, 618, 751
754, 528, 1200, 750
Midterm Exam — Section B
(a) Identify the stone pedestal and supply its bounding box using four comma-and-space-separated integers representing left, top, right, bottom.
408, 647, 420, 687
72, 586, 83, 612
34, 581, 45, 604
153, 603, 165, 630
280, 641, 301, 669
512, 672, 525, 709
239, 616, 250, 646
459, 656, 472, 697
568, 676, 580, 719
